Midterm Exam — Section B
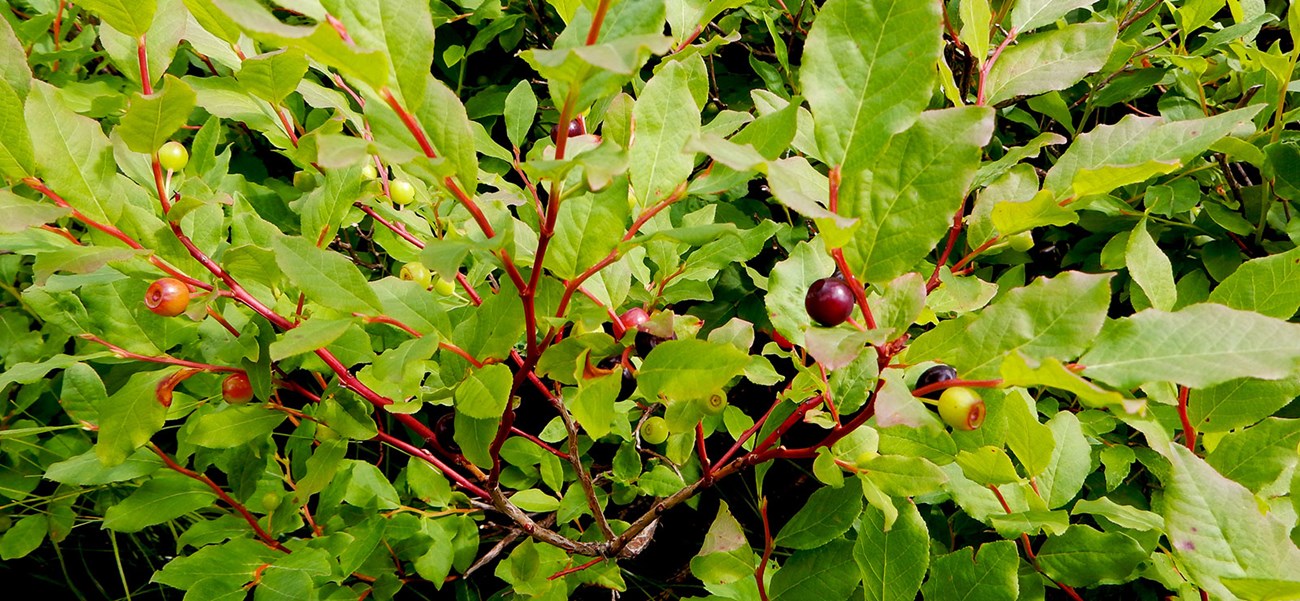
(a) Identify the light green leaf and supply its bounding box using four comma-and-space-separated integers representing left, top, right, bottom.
839, 106, 994, 283
327, 0, 434, 111
1207, 246, 1300, 319
504, 80, 537, 149
273, 235, 384, 315
630, 59, 699, 205
907, 271, 1112, 379
990, 189, 1079, 237
1126, 217, 1177, 311
1003, 389, 1056, 477
103, 474, 216, 532
856, 497, 928, 601
1189, 376, 1300, 433
1071, 497, 1164, 532
1071, 160, 1181, 199
0, 190, 69, 233
80, 0, 157, 37
118, 75, 196, 154
235, 48, 310, 106
959, 0, 992, 65
1206, 418, 1300, 492
414, 74, 479, 194
1036, 525, 1147, 587
986, 21, 1115, 106
1081, 303, 1300, 389
775, 483, 862, 550
767, 539, 860, 601
188, 406, 287, 449
1010, 0, 1095, 32
25, 82, 119, 222
635, 339, 750, 403
510, 489, 561, 512
955, 446, 1022, 485
269, 318, 354, 361
801, 0, 941, 170
454, 363, 513, 419
1037, 411, 1090, 509
920, 541, 1020, 600
1001, 352, 1131, 411
97, 368, 176, 466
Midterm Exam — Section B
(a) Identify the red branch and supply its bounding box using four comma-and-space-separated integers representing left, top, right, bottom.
151, 444, 287, 552
1177, 385, 1196, 452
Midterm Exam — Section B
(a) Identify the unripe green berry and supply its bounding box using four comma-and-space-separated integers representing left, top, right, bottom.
158, 141, 189, 171
937, 386, 986, 431
641, 416, 669, 445
390, 180, 416, 205
400, 262, 433, 289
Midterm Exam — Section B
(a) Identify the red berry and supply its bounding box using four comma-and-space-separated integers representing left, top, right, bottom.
620, 307, 650, 332
804, 277, 854, 327
222, 373, 254, 404
144, 277, 190, 317
938, 387, 986, 431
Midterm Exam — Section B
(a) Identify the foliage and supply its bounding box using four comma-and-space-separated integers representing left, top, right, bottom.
1, 0, 1299, 599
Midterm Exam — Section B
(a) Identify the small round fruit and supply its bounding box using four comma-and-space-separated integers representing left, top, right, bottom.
293, 171, 316, 191
222, 373, 254, 405
400, 262, 433, 289
1007, 231, 1034, 252
361, 163, 379, 180
145, 277, 191, 317
262, 492, 282, 511
158, 141, 189, 171
635, 330, 674, 357
432, 276, 456, 296
641, 416, 669, 445
434, 413, 461, 453
938, 387, 986, 431
550, 117, 586, 143
804, 277, 855, 327
702, 391, 727, 415
620, 307, 650, 332
618, 367, 636, 400
389, 179, 416, 205
915, 364, 958, 393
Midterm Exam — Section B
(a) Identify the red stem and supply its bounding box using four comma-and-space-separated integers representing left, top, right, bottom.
81, 334, 241, 373
151, 444, 287, 552
755, 498, 774, 601
548, 557, 603, 580
137, 37, 152, 94
928, 205, 967, 291
1177, 385, 1196, 452
373, 431, 490, 499
911, 378, 1002, 399
585, 0, 611, 45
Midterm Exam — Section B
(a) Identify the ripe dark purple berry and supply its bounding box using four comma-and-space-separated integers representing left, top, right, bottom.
804, 277, 854, 327
551, 117, 586, 143
915, 364, 958, 393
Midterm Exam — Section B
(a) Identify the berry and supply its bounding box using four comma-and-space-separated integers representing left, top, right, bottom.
434, 413, 461, 453
261, 492, 282, 511
433, 276, 457, 296
702, 391, 727, 415
620, 307, 650, 332
222, 372, 254, 405
804, 277, 855, 327
361, 163, 378, 180
1007, 231, 1034, 252
390, 180, 416, 205
400, 262, 433, 289
158, 141, 189, 171
635, 330, 674, 357
144, 277, 190, 317
550, 117, 586, 143
641, 416, 669, 445
915, 364, 958, 393
937, 387, 986, 431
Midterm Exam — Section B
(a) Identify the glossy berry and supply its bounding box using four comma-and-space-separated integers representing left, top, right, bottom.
701, 391, 727, 415
222, 373, 254, 405
158, 141, 189, 171
915, 364, 958, 393
361, 163, 378, 180
144, 277, 190, 317
550, 117, 586, 143
620, 307, 650, 332
804, 277, 855, 327
433, 276, 456, 296
390, 180, 416, 205
938, 387, 986, 431
400, 262, 433, 289
641, 416, 669, 445
635, 330, 675, 357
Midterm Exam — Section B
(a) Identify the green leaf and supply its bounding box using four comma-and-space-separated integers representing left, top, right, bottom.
548, 187, 630, 279
1002, 389, 1056, 477
1036, 525, 1147, 587
986, 21, 1115, 106
1205, 418, 1300, 492
1071, 497, 1163, 532
630, 59, 699, 205
955, 446, 1022, 485
859, 454, 948, 496
103, 473, 217, 532
504, 80, 537, 149
268, 318, 354, 361
907, 271, 1112, 379
188, 405, 287, 449
97, 368, 176, 466
856, 497, 928, 601
767, 539, 860, 601
0, 515, 47, 560
1000, 352, 1131, 410
1042, 107, 1263, 201
455, 414, 499, 468
1081, 303, 1300, 389
571, 371, 620, 439
454, 363, 512, 419
0, 190, 68, 233
635, 339, 750, 403
920, 541, 1020, 600
273, 235, 384, 315
510, 489, 561, 512
118, 75, 197, 154
45, 449, 161, 485
1037, 411, 1091, 509
1010, 0, 1096, 31
1126, 217, 1177, 311
1163, 444, 1300, 598
1189, 376, 1300, 433
839, 106, 993, 283
775, 483, 862, 550
990, 189, 1079, 237
26, 81, 119, 222
451, 290, 526, 362
235, 48, 309, 106
1071, 160, 1182, 199
959, 0, 992, 66
1207, 246, 1300, 319
154, 538, 276, 590
0, 79, 33, 180
327, 0, 435, 111
80, 0, 157, 37
413, 74, 479, 194
801, 0, 941, 170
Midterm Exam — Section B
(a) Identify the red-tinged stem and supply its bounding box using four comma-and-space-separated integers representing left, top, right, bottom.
976, 29, 1018, 106
137, 37, 152, 94
151, 444, 287, 552
951, 236, 1000, 272
988, 484, 1036, 559
275, 106, 300, 146
548, 557, 604, 580
324, 14, 354, 44
53, 1, 65, 50
40, 225, 81, 245
586, 0, 611, 45
712, 395, 786, 470
695, 422, 712, 481
831, 248, 877, 329
81, 334, 241, 373
755, 498, 774, 601
911, 378, 1002, 399
373, 431, 490, 499
456, 272, 483, 305
1177, 385, 1196, 452
928, 205, 967, 291
510, 427, 569, 460
152, 159, 170, 212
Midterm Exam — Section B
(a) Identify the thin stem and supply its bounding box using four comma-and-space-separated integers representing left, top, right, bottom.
1177, 385, 1196, 452
150, 444, 287, 552
81, 334, 241, 373
912, 378, 1002, 399
928, 204, 967, 291
976, 29, 1018, 106
755, 498, 774, 601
